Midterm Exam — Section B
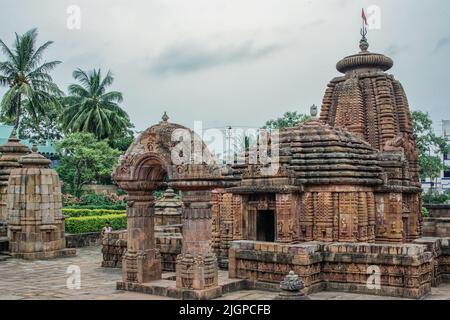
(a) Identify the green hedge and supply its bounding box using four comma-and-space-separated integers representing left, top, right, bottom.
65, 214, 127, 234
64, 204, 127, 210
63, 208, 126, 218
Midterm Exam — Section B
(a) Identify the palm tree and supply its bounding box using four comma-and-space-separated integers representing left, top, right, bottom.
63, 68, 130, 140
0, 28, 62, 132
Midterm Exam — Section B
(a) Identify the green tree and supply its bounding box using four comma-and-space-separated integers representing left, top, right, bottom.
62, 68, 131, 140
107, 129, 135, 152
412, 111, 448, 192
0, 28, 62, 132
264, 111, 310, 129
56, 132, 121, 196
18, 103, 64, 142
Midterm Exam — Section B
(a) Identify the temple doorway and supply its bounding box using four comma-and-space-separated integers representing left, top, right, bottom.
256, 210, 275, 242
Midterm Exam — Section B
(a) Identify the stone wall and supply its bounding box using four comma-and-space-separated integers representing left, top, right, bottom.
229, 240, 434, 299
101, 226, 183, 271
102, 230, 127, 268
66, 232, 103, 248
424, 204, 450, 218
414, 238, 450, 286
423, 205, 450, 237
81, 184, 118, 195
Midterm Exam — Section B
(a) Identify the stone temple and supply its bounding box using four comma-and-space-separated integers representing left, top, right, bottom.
110, 33, 450, 300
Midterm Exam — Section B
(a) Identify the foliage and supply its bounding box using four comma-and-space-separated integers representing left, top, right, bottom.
64, 204, 127, 210
107, 128, 135, 152
63, 208, 125, 218
56, 133, 121, 196
0, 28, 63, 132
62, 68, 132, 140
62, 193, 84, 207
65, 214, 126, 234
422, 192, 450, 204
412, 111, 449, 188
17, 105, 64, 143
264, 111, 310, 130
422, 207, 429, 218
79, 192, 125, 206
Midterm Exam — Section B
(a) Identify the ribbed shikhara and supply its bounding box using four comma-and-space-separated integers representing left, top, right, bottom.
319, 42, 420, 186
277, 119, 383, 186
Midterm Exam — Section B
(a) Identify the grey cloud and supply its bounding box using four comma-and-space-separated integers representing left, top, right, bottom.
151, 41, 282, 75
435, 36, 450, 52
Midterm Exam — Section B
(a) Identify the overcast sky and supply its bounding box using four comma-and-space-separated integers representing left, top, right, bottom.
1, 0, 449, 135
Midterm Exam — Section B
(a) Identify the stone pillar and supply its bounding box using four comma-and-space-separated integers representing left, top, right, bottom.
0, 132, 29, 237
175, 189, 220, 298
7, 145, 75, 259
122, 190, 161, 283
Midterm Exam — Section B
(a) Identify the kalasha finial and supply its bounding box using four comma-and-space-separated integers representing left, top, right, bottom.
360, 8, 369, 52
162, 112, 169, 123
31, 144, 38, 153
310, 104, 318, 118
10, 128, 17, 138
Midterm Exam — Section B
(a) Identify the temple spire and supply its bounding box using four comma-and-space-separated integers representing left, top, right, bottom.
162, 111, 169, 123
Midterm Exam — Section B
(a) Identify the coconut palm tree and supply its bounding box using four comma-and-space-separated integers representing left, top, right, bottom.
63, 68, 130, 140
0, 28, 62, 132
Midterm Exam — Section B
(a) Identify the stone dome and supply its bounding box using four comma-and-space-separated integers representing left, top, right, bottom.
336, 51, 393, 74
279, 118, 384, 186
336, 36, 393, 74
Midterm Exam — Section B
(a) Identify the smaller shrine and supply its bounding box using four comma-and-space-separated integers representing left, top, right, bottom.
7, 145, 75, 259
154, 187, 182, 226
0, 131, 29, 237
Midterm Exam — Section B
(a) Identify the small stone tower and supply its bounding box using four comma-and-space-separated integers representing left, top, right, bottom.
0, 131, 29, 237
7, 145, 75, 259
154, 188, 182, 226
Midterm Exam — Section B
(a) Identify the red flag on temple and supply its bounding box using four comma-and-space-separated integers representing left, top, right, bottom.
361, 8, 369, 26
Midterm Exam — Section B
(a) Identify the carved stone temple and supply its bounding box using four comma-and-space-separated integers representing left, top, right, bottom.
112, 35, 450, 299
4, 144, 75, 259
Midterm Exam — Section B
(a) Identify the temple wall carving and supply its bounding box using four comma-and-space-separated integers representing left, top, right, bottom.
229, 240, 434, 299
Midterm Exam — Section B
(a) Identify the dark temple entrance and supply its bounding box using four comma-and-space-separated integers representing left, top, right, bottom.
256, 210, 275, 242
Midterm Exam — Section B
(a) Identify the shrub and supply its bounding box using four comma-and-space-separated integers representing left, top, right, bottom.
80, 192, 119, 206
64, 204, 127, 210
63, 193, 83, 207
422, 207, 429, 218
63, 208, 126, 218
422, 192, 449, 204
62, 191, 126, 209
65, 214, 127, 234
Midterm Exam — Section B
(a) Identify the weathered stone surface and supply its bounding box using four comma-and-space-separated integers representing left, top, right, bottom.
0, 132, 29, 237
6, 145, 74, 259
229, 240, 433, 299
109, 36, 441, 300
66, 232, 102, 248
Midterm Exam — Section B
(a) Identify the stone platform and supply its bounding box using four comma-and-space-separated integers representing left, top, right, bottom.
117, 270, 247, 300
229, 240, 446, 299
9, 248, 76, 260
2, 246, 450, 300
117, 270, 284, 300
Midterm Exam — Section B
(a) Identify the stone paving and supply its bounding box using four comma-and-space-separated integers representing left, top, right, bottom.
0, 246, 449, 300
